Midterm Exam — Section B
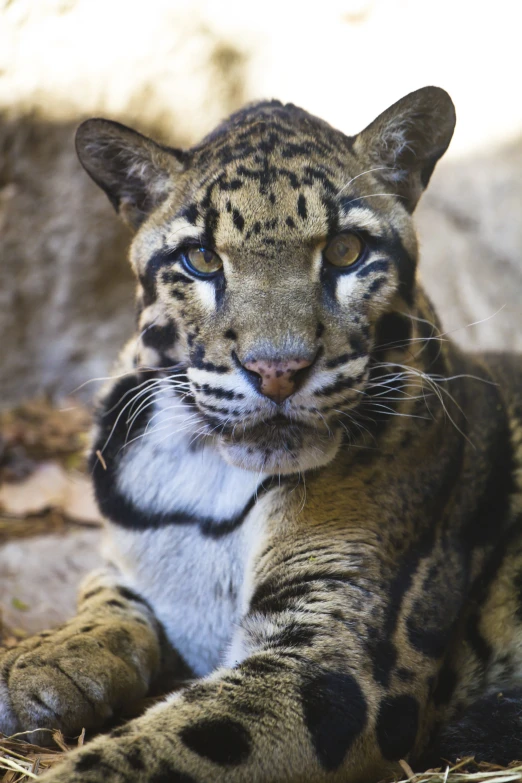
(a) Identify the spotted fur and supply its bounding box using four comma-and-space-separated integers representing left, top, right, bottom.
3, 87, 522, 782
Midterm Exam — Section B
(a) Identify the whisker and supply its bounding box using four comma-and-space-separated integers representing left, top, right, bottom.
336, 166, 398, 197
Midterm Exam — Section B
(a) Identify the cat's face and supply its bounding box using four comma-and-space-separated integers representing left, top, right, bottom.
76, 89, 455, 473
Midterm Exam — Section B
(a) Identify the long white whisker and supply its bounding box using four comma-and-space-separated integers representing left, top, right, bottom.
337, 166, 397, 197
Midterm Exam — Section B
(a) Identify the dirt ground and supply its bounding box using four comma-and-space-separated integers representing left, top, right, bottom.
0, 399, 102, 647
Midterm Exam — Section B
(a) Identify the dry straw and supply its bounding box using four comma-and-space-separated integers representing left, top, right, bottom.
0, 728, 84, 782
1, 731, 521, 783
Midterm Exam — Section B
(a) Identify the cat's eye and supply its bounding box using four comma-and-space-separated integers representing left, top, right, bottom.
324, 233, 364, 268
183, 247, 223, 276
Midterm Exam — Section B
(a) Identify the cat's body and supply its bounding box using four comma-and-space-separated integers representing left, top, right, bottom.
1, 88, 522, 782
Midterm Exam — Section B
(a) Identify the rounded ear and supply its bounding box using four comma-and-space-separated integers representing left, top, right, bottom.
353, 86, 456, 212
75, 119, 185, 229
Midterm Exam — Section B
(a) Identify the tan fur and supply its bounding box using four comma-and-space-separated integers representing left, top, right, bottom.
2, 88, 522, 782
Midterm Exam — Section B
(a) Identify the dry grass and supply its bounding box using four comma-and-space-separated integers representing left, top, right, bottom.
0, 730, 521, 783
0, 730, 84, 781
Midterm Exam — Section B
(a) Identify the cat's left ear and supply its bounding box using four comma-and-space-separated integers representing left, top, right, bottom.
353, 86, 456, 212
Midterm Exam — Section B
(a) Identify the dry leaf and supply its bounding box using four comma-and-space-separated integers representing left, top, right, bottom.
0, 462, 101, 524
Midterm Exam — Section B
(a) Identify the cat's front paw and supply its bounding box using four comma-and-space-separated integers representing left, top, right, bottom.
40, 731, 184, 783
0, 619, 160, 743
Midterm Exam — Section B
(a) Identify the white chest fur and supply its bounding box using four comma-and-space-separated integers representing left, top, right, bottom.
101, 393, 271, 676
103, 510, 268, 676
115, 393, 264, 523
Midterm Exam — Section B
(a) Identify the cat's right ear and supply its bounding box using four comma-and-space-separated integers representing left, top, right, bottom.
353, 87, 456, 212
75, 119, 185, 230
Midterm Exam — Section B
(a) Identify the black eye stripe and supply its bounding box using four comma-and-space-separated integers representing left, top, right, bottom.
355, 259, 390, 279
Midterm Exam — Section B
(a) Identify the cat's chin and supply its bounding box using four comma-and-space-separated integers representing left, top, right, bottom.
217, 424, 342, 474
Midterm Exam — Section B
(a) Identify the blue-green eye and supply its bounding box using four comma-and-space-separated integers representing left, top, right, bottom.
182, 247, 223, 276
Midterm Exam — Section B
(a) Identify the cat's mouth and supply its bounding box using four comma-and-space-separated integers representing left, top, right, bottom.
216, 414, 342, 474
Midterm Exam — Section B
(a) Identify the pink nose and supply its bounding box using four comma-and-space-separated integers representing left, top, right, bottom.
243, 357, 313, 404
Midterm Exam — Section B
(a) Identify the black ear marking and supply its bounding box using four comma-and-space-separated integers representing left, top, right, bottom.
75, 119, 185, 229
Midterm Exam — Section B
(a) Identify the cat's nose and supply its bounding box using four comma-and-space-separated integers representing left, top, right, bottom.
242, 357, 314, 404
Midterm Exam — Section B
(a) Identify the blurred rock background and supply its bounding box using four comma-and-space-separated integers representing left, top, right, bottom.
1, 0, 521, 634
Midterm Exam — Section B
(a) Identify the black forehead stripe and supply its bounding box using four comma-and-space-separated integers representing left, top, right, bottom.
204, 207, 220, 247
302, 166, 337, 193
180, 203, 199, 225
321, 194, 340, 236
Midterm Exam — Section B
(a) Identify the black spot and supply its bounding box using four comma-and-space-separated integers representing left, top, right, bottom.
374, 312, 412, 352
376, 695, 419, 760
325, 349, 364, 370
116, 586, 153, 611
80, 624, 96, 633
224, 328, 237, 340
367, 277, 386, 296
407, 580, 460, 660
301, 670, 367, 771
105, 599, 126, 609
316, 322, 324, 338
170, 289, 185, 301
140, 251, 171, 305
297, 193, 308, 220
396, 667, 414, 683
150, 762, 198, 783
268, 622, 316, 649
198, 383, 244, 401
286, 216, 296, 228
239, 655, 286, 677
142, 321, 179, 353
75, 751, 103, 772
180, 718, 251, 765
180, 204, 199, 225
82, 586, 104, 601
110, 725, 132, 738
232, 209, 245, 232
370, 639, 397, 687
161, 271, 193, 286
191, 347, 230, 374
127, 745, 145, 770
315, 374, 361, 397
432, 663, 457, 707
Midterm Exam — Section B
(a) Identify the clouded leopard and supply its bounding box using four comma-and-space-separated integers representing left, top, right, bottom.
1, 87, 522, 782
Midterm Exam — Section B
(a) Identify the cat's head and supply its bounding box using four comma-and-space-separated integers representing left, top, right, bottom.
76, 87, 455, 473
